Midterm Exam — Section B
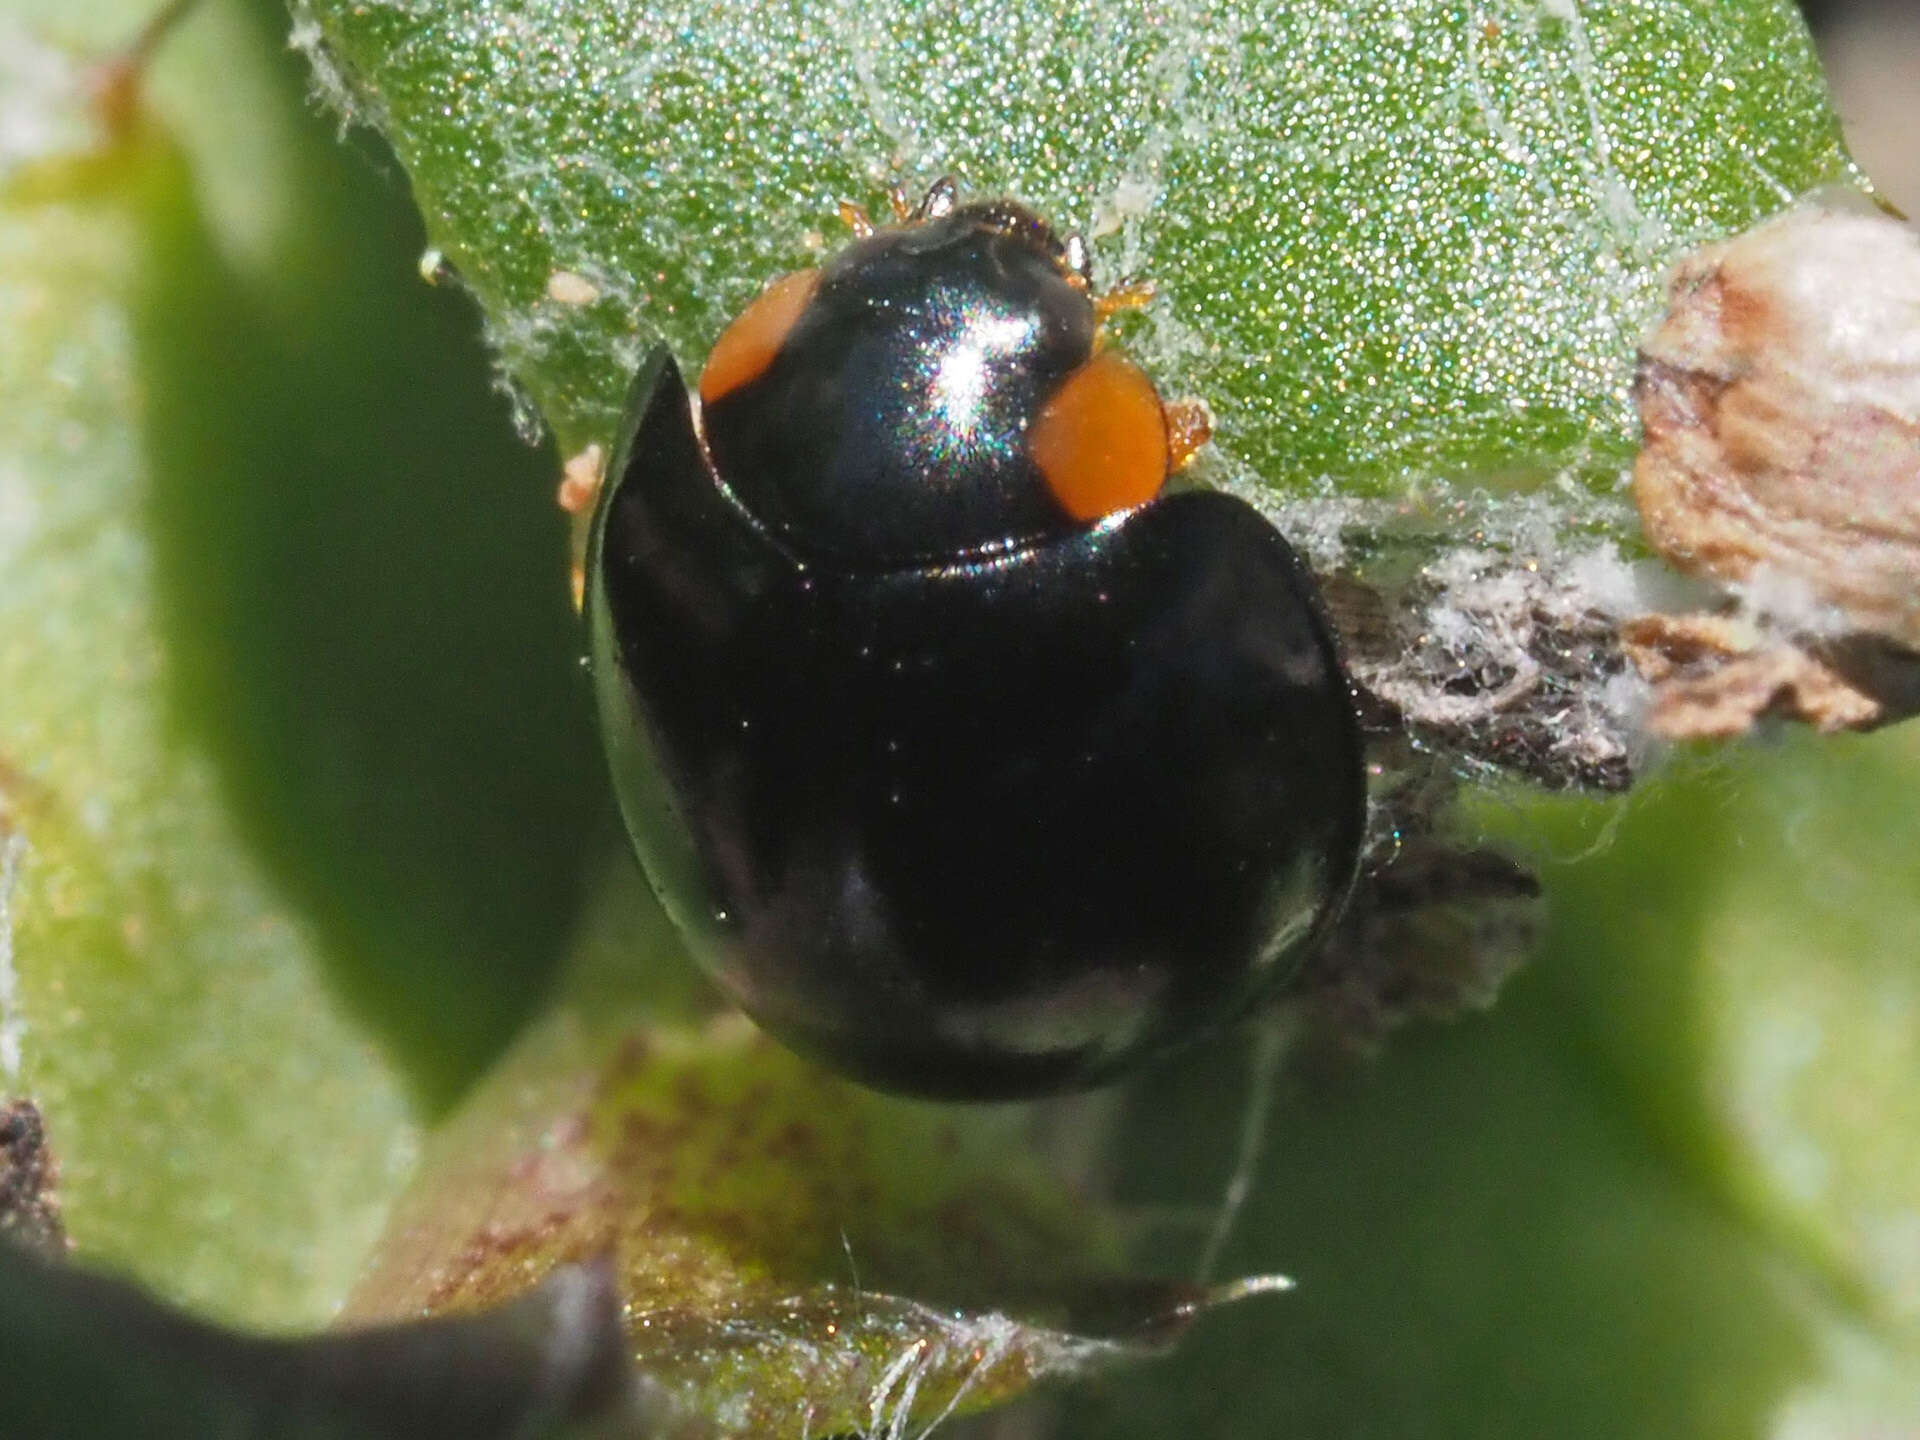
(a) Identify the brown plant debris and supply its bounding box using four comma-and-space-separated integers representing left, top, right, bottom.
1321, 562, 1636, 793
0, 1098, 67, 1257
1292, 823, 1543, 1057
1621, 612, 1916, 738
1629, 201, 1920, 737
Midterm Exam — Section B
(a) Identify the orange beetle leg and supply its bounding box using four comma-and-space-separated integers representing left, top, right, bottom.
837, 201, 875, 239
1165, 398, 1214, 473
1093, 280, 1157, 325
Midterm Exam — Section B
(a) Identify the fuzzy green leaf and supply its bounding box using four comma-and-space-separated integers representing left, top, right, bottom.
345, 998, 1248, 1440
298, 0, 1855, 496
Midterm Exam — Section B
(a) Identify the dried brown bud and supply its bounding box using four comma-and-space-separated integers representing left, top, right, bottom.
1634, 203, 1920, 647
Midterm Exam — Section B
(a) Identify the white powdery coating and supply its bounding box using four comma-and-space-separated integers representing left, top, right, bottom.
1259, 477, 1652, 786
287, 3, 374, 132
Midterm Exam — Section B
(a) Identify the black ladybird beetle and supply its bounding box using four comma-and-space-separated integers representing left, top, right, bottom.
587, 181, 1364, 1099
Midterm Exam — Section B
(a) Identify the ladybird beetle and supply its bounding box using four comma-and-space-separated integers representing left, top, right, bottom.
587, 183, 1364, 1099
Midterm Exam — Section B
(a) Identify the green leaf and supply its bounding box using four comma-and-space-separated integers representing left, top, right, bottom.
0, 0, 597, 1326
344, 999, 1248, 1440
0, 32, 414, 1325
1707, 733, 1920, 1326
297, 0, 1855, 494
1067, 728, 1920, 1437
1475, 728, 1920, 1333
1082, 990, 1819, 1438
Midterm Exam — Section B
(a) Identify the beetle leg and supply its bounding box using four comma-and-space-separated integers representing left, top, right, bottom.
1165, 398, 1214, 472
1093, 280, 1157, 324
837, 200, 875, 239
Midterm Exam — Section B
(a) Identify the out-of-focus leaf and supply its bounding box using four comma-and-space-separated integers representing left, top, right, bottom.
1689, 730, 1920, 1330
1054, 726, 1920, 1439
124, 0, 601, 1114
1509, 727, 1920, 1433
0, 0, 600, 1326
345, 997, 1263, 1440
1070, 974, 1817, 1439
0, 29, 414, 1325
296, 0, 1853, 501
1506, 727, 1920, 1331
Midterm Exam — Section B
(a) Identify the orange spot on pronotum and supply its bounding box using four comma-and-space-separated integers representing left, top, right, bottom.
698, 269, 822, 405
1028, 352, 1170, 523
